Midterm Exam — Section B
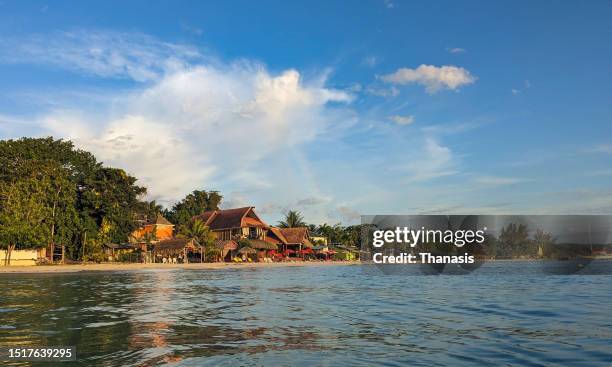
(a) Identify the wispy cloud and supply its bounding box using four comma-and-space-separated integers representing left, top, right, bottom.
405, 138, 457, 182
389, 115, 414, 125
365, 85, 399, 98
474, 176, 526, 186
380, 64, 476, 94
383, 0, 395, 9
590, 144, 612, 154
0, 30, 202, 82
180, 22, 204, 36
362, 55, 379, 67
446, 47, 466, 54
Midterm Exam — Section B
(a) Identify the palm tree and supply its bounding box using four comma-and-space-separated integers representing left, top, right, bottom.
178, 219, 217, 261
278, 210, 307, 228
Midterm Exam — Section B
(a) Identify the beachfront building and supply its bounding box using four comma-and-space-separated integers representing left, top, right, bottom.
152, 238, 204, 263
193, 207, 268, 241
277, 227, 314, 257
1, 248, 47, 266
309, 233, 328, 246
130, 214, 175, 244
193, 207, 277, 261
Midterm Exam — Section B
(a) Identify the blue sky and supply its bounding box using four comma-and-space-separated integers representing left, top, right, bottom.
0, 0, 611, 224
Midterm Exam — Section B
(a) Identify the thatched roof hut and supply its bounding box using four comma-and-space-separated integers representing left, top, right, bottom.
215, 240, 238, 251
278, 227, 313, 248
238, 247, 257, 254
154, 238, 202, 256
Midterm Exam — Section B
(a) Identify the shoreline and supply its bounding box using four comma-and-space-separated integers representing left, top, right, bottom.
0, 260, 361, 274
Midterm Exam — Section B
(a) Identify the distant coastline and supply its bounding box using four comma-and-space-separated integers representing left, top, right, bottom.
0, 260, 361, 274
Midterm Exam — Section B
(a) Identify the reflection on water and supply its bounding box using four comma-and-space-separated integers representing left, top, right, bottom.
1, 262, 612, 366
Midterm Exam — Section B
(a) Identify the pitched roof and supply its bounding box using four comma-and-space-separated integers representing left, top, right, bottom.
192, 207, 268, 230
265, 227, 288, 245
278, 227, 313, 247
154, 238, 201, 252
155, 214, 174, 226
215, 240, 238, 250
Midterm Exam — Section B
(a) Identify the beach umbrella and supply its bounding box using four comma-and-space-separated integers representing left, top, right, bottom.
239, 247, 256, 254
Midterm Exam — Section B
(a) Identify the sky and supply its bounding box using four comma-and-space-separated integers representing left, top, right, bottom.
0, 0, 611, 225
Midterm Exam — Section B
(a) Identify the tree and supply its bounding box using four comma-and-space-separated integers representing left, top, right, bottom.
0, 161, 50, 265
0, 137, 150, 261
498, 223, 531, 258
166, 190, 222, 227
139, 200, 164, 222
533, 228, 555, 258
39, 161, 79, 261
178, 219, 217, 261
278, 210, 306, 228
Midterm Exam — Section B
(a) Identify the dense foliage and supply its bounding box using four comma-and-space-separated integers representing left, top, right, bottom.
165, 190, 222, 227
0, 137, 150, 262
277, 210, 306, 228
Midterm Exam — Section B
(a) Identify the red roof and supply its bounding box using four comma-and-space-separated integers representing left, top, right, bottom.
278, 227, 313, 248
266, 227, 288, 245
193, 207, 268, 230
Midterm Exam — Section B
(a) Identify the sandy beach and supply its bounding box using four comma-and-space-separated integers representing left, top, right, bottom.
0, 260, 361, 273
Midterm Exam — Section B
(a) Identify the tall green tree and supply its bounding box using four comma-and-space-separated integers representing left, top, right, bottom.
0, 137, 150, 261
81, 167, 147, 243
278, 210, 307, 228
166, 190, 222, 227
498, 223, 531, 258
0, 161, 51, 265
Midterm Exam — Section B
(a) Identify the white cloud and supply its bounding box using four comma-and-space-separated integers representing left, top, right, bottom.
380, 64, 476, 94
389, 115, 414, 125
511, 88, 520, 95
29, 47, 353, 207
0, 30, 201, 82
365, 86, 399, 98
446, 47, 466, 54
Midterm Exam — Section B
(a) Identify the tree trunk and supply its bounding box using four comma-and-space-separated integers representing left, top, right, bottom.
50, 197, 57, 264
82, 232, 87, 261
61, 245, 65, 264
6, 243, 15, 266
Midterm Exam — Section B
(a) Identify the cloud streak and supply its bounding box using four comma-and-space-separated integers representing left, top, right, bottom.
0, 30, 202, 82
389, 115, 414, 125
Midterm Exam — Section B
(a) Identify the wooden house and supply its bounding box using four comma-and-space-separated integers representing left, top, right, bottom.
130, 214, 175, 244
274, 227, 313, 253
153, 238, 203, 263
193, 207, 269, 241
